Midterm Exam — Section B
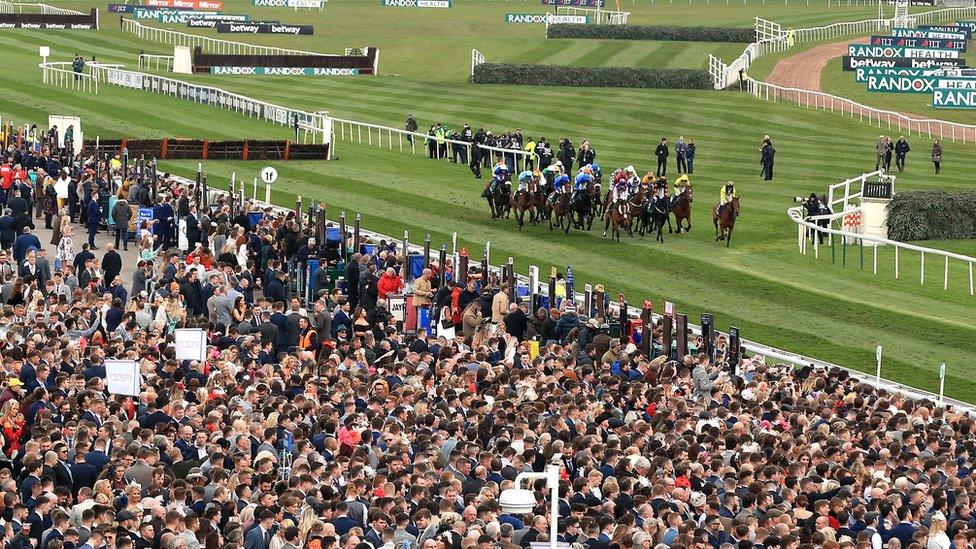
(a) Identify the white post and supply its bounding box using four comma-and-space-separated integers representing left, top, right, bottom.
485, 240, 491, 266
939, 362, 946, 404
875, 345, 882, 385
265, 182, 271, 204
253, 177, 258, 200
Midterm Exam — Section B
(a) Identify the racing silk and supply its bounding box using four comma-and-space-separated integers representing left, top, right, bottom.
492, 163, 509, 182
611, 180, 629, 202
553, 174, 570, 192
627, 175, 640, 193
517, 171, 533, 192
574, 172, 592, 192
673, 174, 690, 196
720, 185, 737, 205
591, 163, 602, 180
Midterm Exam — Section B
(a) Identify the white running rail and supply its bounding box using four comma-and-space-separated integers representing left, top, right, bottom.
120, 17, 322, 56
39, 61, 98, 93
138, 53, 174, 72
471, 48, 485, 77
555, 6, 630, 24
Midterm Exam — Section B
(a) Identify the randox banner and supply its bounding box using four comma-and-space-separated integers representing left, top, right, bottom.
215, 22, 312, 34
869, 35, 966, 51
541, 0, 605, 5
145, 0, 223, 9
848, 44, 960, 58
865, 74, 935, 93
504, 13, 589, 23
892, 28, 967, 40
842, 56, 966, 71
253, 0, 325, 7
209, 66, 359, 75
933, 88, 976, 108
132, 7, 251, 22
919, 25, 972, 38
957, 21, 976, 33
0, 21, 94, 28
855, 67, 930, 83
935, 78, 976, 89
380, 0, 452, 7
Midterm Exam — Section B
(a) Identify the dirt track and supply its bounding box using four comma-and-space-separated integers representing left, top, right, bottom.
766, 41, 852, 91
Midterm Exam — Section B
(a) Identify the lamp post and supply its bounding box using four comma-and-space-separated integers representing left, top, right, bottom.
499, 465, 559, 549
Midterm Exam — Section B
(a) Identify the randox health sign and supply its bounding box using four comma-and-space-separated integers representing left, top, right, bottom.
381, 0, 452, 7
504, 13, 588, 23
866, 74, 935, 93
933, 88, 976, 108
848, 44, 960, 59
210, 67, 360, 75
855, 67, 933, 83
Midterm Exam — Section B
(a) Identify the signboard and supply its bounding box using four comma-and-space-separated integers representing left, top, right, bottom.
866, 74, 935, 93
893, 27, 967, 40
210, 66, 359, 75
345, 47, 366, 56
138, 208, 154, 222
0, 21, 94, 29
253, 0, 325, 7
848, 44, 960, 59
105, 360, 140, 396
869, 35, 966, 51
842, 55, 966, 71
107, 69, 144, 89
145, 0, 223, 9
389, 294, 406, 322
504, 13, 589, 23
216, 22, 313, 34
936, 78, 976, 89
957, 21, 976, 33
174, 328, 208, 361
381, 0, 452, 6
664, 301, 674, 318
541, 0, 604, 5
919, 25, 972, 38
260, 166, 278, 183
856, 67, 927, 82
132, 7, 250, 22
188, 17, 269, 27
933, 88, 976, 108
885, 0, 934, 4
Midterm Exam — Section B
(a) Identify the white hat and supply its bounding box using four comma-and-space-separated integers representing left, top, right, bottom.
690, 491, 706, 508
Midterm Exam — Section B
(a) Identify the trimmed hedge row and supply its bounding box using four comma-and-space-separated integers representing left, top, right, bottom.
472, 63, 712, 89
887, 190, 976, 241
546, 24, 753, 43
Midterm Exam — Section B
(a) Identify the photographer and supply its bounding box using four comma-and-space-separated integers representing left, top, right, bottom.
692, 353, 726, 399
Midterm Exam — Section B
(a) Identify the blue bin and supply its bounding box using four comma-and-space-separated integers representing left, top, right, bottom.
326, 227, 340, 242
409, 254, 425, 279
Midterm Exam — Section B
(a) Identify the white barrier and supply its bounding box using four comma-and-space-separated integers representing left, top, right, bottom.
554, 6, 630, 24
39, 61, 98, 93
471, 48, 485, 77
138, 54, 174, 72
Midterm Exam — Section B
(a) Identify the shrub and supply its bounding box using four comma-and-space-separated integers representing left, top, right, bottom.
546, 24, 753, 43
471, 63, 712, 89
887, 190, 976, 241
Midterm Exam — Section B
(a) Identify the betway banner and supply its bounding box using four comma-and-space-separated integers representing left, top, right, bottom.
210, 66, 359, 76
869, 35, 966, 51
540, 0, 604, 5
918, 25, 972, 38
504, 13, 589, 23
848, 44, 960, 59
145, 0, 223, 9
188, 16, 270, 27
842, 55, 966, 71
215, 22, 313, 34
866, 74, 935, 93
253, 0, 325, 7
892, 28, 967, 40
132, 7, 250, 22
380, 0, 452, 7
933, 88, 976, 108
0, 21, 94, 29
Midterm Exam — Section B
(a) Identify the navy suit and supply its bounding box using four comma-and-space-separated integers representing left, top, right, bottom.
244, 526, 271, 549
71, 462, 98, 494
86, 199, 101, 247
332, 516, 360, 536
84, 450, 109, 472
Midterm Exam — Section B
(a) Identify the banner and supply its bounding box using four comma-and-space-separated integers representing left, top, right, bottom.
0, 21, 94, 28
107, 69, 144, 88
174, 328, 207, 361
381, 0, 452, 6
957, 21, 976, 33
885, 0, 934, 4
253, 0, 325, 7
854, 67, 954, 82
935, 78, 976, 89
132, 7, 250, 22
105, 360, 140, 396
869, 35, 966, 51
919, 25, 972, 38
216, 22, 312, 34
145, 0, 223, 9
504, 13, 589, 23
933, 88, 976, 108
842, 55, 966, 71
541, 0, 604, 5
866, 74, 935, 93
209, 66, 359, 75
893, 27, 967, 40
848, 44, 960, 59
188, 16, 268, 27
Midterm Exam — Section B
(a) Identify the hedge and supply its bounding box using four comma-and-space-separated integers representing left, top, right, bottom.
546, 24, 753, 43
887, 190, 976, 241
472, 63, 712, 89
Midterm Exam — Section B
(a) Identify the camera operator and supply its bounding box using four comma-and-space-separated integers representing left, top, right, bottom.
692, 353, 728, 399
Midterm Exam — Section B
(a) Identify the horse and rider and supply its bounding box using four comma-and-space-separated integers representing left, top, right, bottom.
668, 174, 694, 234
484, 158, 513, 219
713, 180, 740, 246
511, 170, 542, 230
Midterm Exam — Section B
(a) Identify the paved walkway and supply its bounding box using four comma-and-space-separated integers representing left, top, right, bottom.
32, 212, 144, 289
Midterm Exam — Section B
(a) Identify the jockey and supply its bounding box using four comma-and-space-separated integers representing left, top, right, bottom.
654, 175, 668, 201
541, 162, 561, 192
572, 166, 593, 204
610, 173, 629, 203
550, 173, 571, 203
671, 174, 690, 208
488, 160, 509, 194
516, 170, 533, 194
590, 163, 603, 184
718, 180, 737, 216
624, 165, 640, 194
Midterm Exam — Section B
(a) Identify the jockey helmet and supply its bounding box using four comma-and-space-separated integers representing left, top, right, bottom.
580, 165, 592, 175
725, 180, 734, 189
625, 165, 636, 174
518, 171, 532, 182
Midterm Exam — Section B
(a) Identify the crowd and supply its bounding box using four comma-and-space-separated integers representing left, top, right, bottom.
0, 124, 971, 549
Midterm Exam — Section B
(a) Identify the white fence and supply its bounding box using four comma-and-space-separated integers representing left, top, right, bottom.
0, 2, 82, 13
39, 61, 98, 93
555, 6, 630, 24
745, 78, 976, 143
138, 53, 174, 72
121, 17, 322, 56
709, 6, 976, 89
471, 48, 485, 77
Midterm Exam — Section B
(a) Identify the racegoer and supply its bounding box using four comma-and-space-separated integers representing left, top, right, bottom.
718, 180, 737, 216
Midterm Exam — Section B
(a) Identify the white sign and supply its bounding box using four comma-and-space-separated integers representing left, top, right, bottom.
39, 45, 50, 57
107, 69, 144, 90
174, 328, 208, 361
105, 360, 141, 396
389, 294, 406, 322
260, 166, 278, 184
664, 301, 675, 318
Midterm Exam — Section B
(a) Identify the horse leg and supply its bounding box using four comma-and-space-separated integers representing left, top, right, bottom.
548, 208, 554, 231
726, 228, 732, 248
563, 213, 570, 234
714, 218, 720, 241
685, 215, 691, 233
517, 208, 523, 231
668, 215, 675, 234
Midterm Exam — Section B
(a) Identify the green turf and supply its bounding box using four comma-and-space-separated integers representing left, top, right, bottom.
2, 1, 976, 401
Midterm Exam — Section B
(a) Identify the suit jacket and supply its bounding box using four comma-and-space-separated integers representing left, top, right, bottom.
332, 516, 360, 536
244, 526, 271, 549
84, 449, 109, 471
71, 462, 98, 494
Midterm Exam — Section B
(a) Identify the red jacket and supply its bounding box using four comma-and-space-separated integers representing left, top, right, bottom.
377, 273, 403, 299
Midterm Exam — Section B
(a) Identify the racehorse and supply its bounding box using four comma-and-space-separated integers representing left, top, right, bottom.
628, 186, 648, 237
511, 178, 537, 231
485, 180, 512, 220
669, 183, 694, 234
592, 182, 603, 218
647, 196, 669, 243
547, 191, 572, 234
713, 196, 740, 247
602, 198, 629, 242
571, 181, 596, 231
